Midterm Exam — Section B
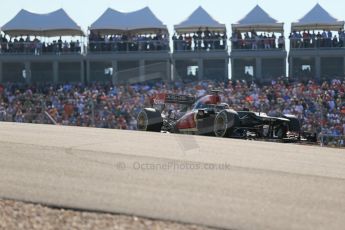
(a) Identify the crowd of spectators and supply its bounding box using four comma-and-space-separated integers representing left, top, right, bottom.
0, 34, 81, 55
0, 78, 344, 146
172, 27, 227, 51
289, 29, 345, 49
88, 30, 169, 52
3, 28, 345, 55
231, 30, 285, 50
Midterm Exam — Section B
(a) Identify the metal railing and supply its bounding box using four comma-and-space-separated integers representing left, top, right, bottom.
2, 38, 345, 55
0, 41, 83, 55
172, 38, 227, 52
289, 38, 345, 49
319, 134, 345, 147
230, 38, 285, 51
88, 40, 170, 53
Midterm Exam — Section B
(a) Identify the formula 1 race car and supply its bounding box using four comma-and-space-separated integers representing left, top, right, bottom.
137, 91, 314, 142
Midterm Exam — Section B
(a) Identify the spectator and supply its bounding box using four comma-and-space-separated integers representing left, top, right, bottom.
232, 31, 282, 50
173, 28, 227, 51
88, 31, 170, 52
0, 32, 82, 54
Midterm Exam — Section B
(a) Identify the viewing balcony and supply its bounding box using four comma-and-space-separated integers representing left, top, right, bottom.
230, 38, 287, 58
0, 41, 83, 56
87, 40, 170, 54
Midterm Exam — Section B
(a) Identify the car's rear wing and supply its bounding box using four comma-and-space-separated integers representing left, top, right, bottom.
151, 93, 195, 105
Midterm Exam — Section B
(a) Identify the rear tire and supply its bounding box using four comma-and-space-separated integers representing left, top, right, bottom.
214, 110, 238, 137
137, 108, 163, 132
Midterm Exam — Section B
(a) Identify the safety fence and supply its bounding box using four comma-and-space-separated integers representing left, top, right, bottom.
319, 134, 345, 148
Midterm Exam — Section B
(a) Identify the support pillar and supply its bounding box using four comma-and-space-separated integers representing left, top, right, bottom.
283, 58, 287, 77
0, 62, 3, 83
255, 58, 262, 81
139, 60, 145, 83
166, 60, 171, 81
80, 61, 85, 83
24, 62, 31, 84
197, 59, 204, 80
224, 59, 229, 80
172, 59, 176, 81
86, 61, 91, 83
112, 60, 118, 84
315, 56, 321, 81
289, 57, 293, 79
230, 58, 234, 80
53, 61, 58, 83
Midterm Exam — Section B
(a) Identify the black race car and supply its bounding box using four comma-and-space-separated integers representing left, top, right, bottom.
137, 91, 316, 142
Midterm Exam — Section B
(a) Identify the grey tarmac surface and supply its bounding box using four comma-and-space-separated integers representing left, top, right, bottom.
0, 122, 344, 230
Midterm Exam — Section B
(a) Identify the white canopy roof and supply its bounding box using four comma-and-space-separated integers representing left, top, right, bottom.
174, 6, 226, 33
291, 3, 344, 31
1, 9, 84, 37
90, 7, 168, 35
232, 5, 284, 33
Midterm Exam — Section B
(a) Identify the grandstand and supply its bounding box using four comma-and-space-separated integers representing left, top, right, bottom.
289, 4, 345, 82
0, 9, 85, 83
87, 7, 171, 83
230, 5, 286, 83
0, 3, 344, 84
172, 6, 228, 81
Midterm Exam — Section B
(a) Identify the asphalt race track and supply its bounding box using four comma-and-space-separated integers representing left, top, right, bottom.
0, 122, 344, 230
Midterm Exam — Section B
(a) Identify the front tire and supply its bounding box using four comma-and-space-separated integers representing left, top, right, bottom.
137, 108, 163, 132
276, 124, 288, 139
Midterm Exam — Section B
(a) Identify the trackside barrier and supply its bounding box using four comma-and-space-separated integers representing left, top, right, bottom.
44, 111, 57, 125
319, 134, 345, 148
